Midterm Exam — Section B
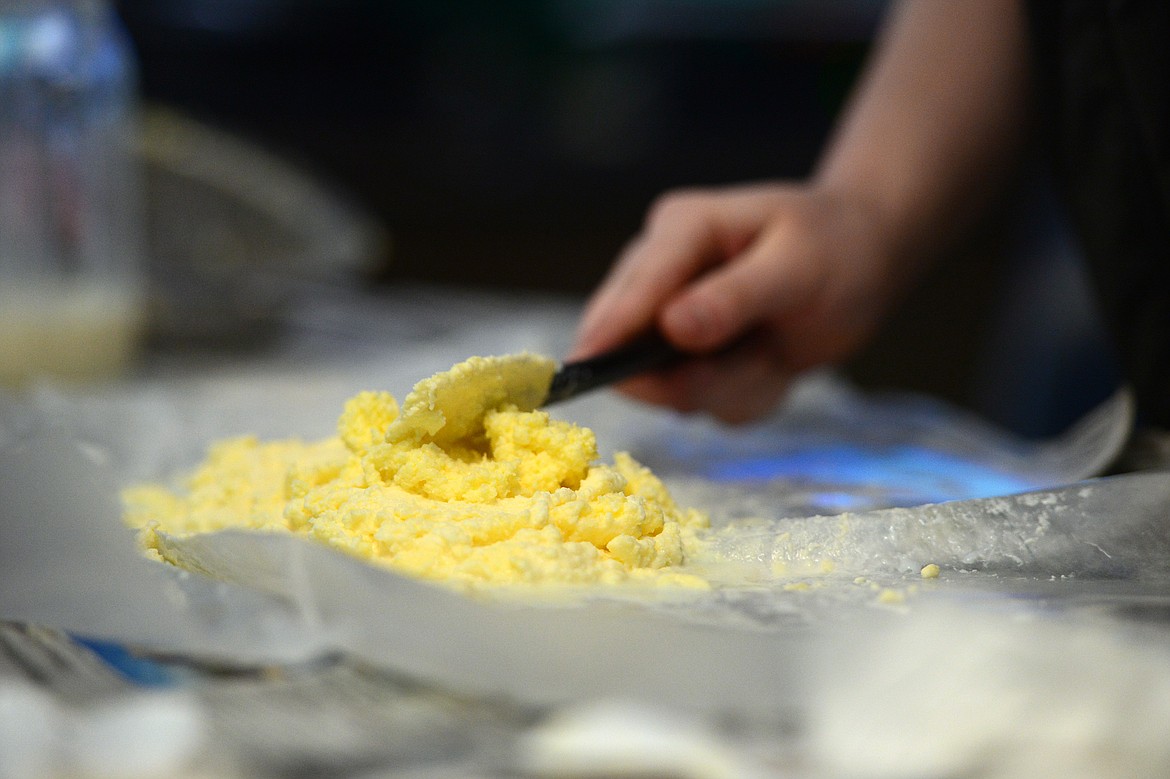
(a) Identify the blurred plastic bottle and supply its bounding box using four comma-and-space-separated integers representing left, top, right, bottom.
0, 0, 145, 387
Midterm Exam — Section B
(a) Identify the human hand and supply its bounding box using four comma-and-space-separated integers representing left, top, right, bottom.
569, 182, 906, 423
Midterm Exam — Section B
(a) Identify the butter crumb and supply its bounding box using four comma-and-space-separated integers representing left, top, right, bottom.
920, 563, 941, 579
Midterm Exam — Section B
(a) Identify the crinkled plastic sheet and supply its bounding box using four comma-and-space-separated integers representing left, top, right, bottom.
7, 423, 1168, 717
702, 469, 1170, 579
1, 287, 1166, 719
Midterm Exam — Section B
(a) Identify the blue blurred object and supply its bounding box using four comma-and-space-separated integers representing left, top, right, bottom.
703, 442, 1037, 507
73, 635, 185, 687
624, 376, 1129, 517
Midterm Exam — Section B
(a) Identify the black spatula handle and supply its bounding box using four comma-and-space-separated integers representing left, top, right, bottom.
545, 333, 684, 406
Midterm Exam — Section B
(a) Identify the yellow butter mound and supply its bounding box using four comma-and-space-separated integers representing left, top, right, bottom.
124, 354, 708, 588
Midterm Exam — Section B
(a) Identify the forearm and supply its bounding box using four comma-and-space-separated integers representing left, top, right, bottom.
815, 0, 1032, 272
570, 0, 1035, 417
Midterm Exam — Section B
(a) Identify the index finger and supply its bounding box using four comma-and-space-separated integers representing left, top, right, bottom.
571, 187, 764, 358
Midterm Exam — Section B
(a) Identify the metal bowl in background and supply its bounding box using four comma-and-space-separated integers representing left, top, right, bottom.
139, 107, 388, 348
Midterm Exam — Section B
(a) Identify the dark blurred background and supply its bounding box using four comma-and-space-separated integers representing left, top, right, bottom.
112, 0, 1116, 437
